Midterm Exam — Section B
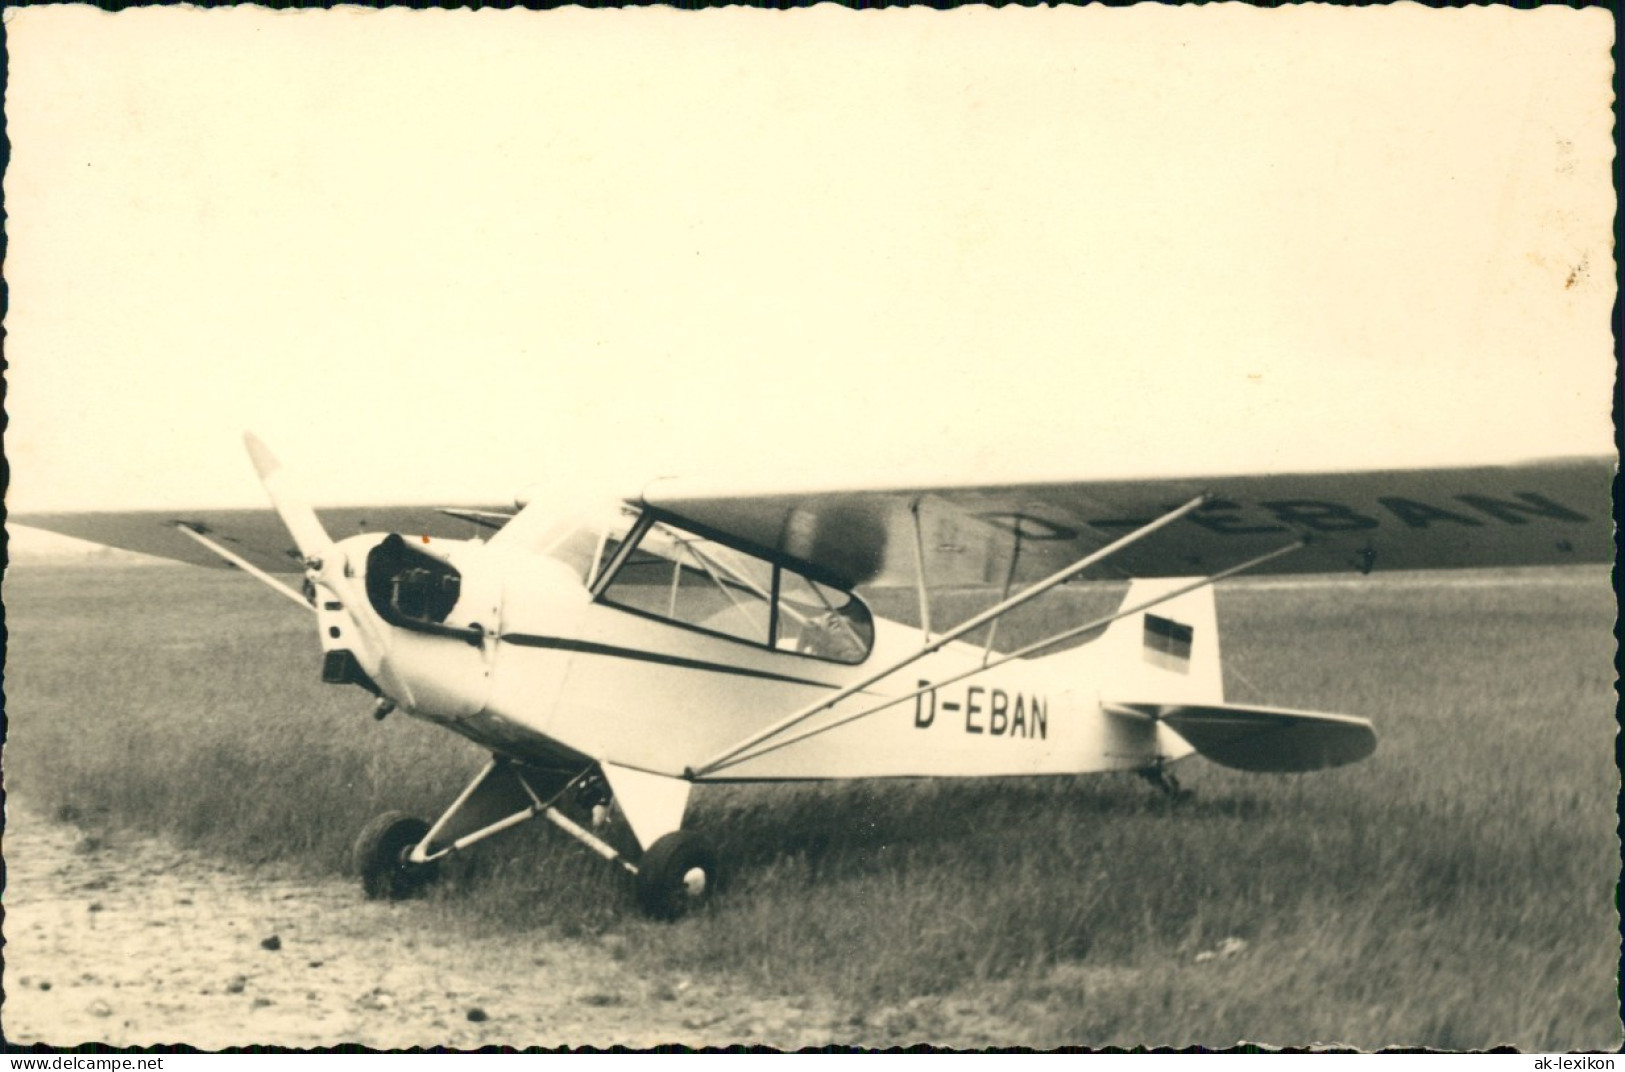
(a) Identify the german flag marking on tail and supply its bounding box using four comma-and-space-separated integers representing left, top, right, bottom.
1144, 614, 1193, 673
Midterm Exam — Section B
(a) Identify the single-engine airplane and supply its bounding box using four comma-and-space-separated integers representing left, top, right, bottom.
14, 439, 1614, 917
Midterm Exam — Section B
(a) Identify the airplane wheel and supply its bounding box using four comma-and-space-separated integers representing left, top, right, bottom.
634, 831, 719, 920
354, 812, 438, 901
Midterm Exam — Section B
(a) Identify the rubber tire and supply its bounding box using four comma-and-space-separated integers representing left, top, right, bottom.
634, 831, 719, 920
353, 812, 438, 901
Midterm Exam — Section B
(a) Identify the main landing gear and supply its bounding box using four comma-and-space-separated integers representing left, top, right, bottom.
349, 755, 718, 920
354, 812, 439, 900
634, 830, 719, 920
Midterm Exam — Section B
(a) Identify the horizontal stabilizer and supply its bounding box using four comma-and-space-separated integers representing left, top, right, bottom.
1107, 701, 1376, 772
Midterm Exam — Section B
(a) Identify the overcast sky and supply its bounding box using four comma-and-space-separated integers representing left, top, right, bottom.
5, 5, 1615, 515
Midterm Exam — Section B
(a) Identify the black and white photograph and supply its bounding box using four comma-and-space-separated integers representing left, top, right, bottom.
3, 3, 1617, 1052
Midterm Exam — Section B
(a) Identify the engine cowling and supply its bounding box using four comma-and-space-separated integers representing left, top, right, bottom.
324, 533, 501, 721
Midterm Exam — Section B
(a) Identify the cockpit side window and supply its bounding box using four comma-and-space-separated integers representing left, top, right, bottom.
775, 571, 873, 663
597, 517, 873, 664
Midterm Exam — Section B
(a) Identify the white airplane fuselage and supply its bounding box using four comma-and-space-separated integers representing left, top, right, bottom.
313, 521, 1202, 786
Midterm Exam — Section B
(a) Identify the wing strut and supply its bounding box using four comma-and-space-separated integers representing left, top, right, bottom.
983, 520, 1023, 665
909, 498, 933, 643
174, 523, 313, 612
704, 537, 1305, 774
688, 494, 1211, 779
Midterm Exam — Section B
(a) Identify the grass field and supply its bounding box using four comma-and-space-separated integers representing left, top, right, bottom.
3, 562, 1618, 1049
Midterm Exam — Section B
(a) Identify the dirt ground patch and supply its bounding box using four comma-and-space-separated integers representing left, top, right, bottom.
1, 807, 874, 1050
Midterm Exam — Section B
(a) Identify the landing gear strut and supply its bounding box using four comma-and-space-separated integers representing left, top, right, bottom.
351, 756, 713, 920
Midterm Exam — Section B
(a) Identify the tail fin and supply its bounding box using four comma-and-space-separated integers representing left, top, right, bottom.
1061, 580, 1379, 773
1072, 578, 1225, 707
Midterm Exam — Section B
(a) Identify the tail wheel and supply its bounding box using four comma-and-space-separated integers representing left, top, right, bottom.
634, 830, 719, 920
354, 812, 439, 900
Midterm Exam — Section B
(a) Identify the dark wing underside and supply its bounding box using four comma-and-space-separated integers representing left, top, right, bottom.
640, 457, 1615, 588
14, 457, 1612, 586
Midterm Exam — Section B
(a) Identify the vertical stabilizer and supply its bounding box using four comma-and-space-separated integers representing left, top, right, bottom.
1076, 578, 1225, 706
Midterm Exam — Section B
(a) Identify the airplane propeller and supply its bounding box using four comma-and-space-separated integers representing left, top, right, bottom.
244, 432, 335, 567
244, 431, 406, 704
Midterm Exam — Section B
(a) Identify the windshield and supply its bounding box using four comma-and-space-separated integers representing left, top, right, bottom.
598, 515, 873, 664
488, 499, 634, 587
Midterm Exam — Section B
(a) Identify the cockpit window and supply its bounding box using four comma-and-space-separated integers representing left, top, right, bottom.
604, 525, 774, 644
598, 516, 874, 664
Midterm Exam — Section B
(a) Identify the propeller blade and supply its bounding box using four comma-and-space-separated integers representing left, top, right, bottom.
244, 432, 334, 563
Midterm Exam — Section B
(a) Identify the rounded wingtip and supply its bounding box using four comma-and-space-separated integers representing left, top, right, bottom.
243, 431, 281, 480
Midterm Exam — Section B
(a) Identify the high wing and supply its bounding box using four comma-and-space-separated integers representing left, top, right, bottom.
639, 457, 1615, 588
11, 505, 512, 574
14, 457, 1611, 584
